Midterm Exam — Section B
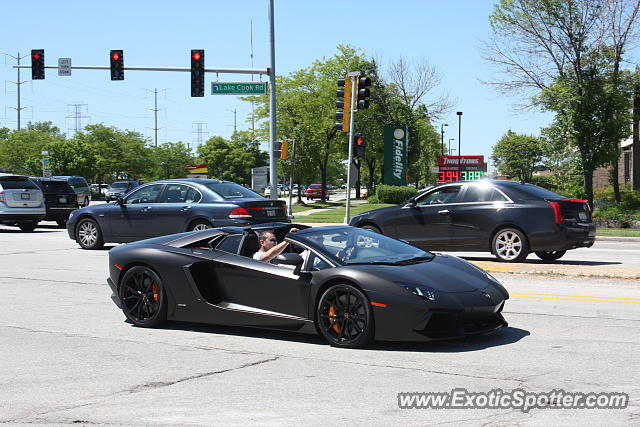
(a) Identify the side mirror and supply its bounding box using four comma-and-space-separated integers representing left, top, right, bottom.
405, 201, 417, 208
116, 196, 125, 206
276, 253, 304, 274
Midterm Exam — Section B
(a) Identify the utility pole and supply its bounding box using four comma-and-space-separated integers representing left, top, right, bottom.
344, 72, 359, 224
3, 52, 29, 130
191, 122, 208, 151
440, 123, 448, 156
66, 103, 89, 136
287, 138, 296, 217
144, 88, 165, 147
268, 0, 278, 200
633, 70, 639, 190
227, 108, 237, 133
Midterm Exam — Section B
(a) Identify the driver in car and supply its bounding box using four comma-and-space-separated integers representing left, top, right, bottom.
253, 228, 299, 264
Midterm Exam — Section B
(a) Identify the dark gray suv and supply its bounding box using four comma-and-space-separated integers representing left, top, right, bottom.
53, 176, 91, 207
105, 180, 140, 201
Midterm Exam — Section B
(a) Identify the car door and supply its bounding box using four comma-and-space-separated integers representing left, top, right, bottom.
393, 185, 462, 250
449, 183, 511, 248
109, 184, 164, 239
154, 184, 201, 234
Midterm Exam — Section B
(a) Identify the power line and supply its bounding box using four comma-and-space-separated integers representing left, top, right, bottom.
144, 88, 166, 146
66, 103, 89, 136
2, 52, 30, 130
190, 122, 208, 151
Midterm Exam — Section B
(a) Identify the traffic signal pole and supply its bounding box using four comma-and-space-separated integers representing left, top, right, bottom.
344, 73, 359, 224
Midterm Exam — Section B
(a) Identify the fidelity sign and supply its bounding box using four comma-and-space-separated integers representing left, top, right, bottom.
383, 126, 408, 186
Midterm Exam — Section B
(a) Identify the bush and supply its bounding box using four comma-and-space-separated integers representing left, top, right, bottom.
374, 185, 417, 204
367, 194, 380, 204
593, 204, 640, 228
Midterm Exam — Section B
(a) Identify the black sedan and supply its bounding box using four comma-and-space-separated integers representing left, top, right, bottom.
67, 179, 288, 249
350, 180, 595, 262
106, 223, 509, 348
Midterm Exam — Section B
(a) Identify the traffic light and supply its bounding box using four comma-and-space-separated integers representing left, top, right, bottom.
280, 140, 289, 160
191, 49, 205, 97
110, 50, 124, 81
31, 49, 44, 80
356, 76, 371, 109
354, 134, 366, 158
335, 77, 352, 133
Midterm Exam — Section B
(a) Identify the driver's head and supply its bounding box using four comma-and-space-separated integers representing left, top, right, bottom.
258, 231, 277, 250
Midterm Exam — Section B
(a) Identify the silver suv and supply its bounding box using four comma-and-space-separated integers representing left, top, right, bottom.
0, 173, 46, 231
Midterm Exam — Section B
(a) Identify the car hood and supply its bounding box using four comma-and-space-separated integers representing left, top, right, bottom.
348, 254, 497, 293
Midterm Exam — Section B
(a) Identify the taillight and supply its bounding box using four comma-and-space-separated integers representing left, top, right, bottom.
229, 207, 251, 218
547, 201, 563, 224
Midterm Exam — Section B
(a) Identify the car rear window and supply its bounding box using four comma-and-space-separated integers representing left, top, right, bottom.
205, 183, 262, 199
110, 182, 130, 189
309, 185, 321, 189
508, 183, 566, 200
36, 181, 74, 193
0, 177, 38, 190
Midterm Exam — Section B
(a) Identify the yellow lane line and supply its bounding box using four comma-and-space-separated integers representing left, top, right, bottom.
511, 292, 640, 301
511, 295, 640, 305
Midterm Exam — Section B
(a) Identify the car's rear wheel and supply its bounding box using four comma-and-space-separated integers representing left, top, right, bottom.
535, 250, 566, 261
76, 218, 104, 250
492, 228, 528, 262
119, 266, 167, 327
56, 219, 67, 228
188, 220, 211, 232
317, 284, 374, 348
18, 221, 38, 232
360, 224, 382, 234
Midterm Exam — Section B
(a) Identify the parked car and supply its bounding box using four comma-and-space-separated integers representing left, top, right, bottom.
0, 173, 45, 231
67, 178, 289, 249
90, 183, 109, 195
264, 185, 281, 197
30, 177, 78, 227
106, 223, 508, 348
305, 184, 329, 200
105, 180, 140, 201
53, 176, 91, 207
349, 180, 595, 262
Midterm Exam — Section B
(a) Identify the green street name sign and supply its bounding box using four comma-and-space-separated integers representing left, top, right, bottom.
211, 82, 267, 95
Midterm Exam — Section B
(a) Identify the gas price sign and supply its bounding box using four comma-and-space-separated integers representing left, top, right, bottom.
437, 156, 486, 182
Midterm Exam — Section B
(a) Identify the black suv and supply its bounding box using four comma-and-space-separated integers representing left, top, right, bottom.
30, 177, 79, 227
105, 180, 140, 201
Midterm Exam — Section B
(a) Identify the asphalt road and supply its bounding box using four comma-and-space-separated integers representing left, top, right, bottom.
1, 222, 639, 425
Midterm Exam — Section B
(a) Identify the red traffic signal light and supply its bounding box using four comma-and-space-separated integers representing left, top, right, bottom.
354, 134, 366, 158
31, 49, 45, 80
110, 49, 124, 81
191, 49, 205, 97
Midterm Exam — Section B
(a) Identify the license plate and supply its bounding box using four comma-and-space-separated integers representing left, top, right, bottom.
59, 197, 67, 204
578, 212, 588, 221
21, 193, 30, 200
266, 209, 276, 217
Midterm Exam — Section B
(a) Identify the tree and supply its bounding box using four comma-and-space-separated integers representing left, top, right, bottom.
491, 131, 546, 181
148, 142, 194, 181
483, 0, 640, 203
0, 128, 63, 175
48, 138, 95, 179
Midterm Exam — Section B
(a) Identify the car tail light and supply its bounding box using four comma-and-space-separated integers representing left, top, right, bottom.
228, 207, 251, 218
547, 201, 563, 224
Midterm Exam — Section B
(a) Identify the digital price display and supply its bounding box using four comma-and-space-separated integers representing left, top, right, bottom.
437, 170, 485, 182
437, 156, 486, 182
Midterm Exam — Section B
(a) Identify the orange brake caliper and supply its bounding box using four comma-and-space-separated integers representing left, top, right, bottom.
151, 284, 159, 303
328, 305, 341, 334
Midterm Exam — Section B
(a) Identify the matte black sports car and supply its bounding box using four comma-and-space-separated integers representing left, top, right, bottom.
107, 223, 509, 348
350, 180, 595, 262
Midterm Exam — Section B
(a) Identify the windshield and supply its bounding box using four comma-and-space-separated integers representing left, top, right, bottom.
298, 227, 433, 265
110, 182, 130, 189
205, 182, 263, 199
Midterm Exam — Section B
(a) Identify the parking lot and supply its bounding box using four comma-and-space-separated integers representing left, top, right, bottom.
1, 222, 639, 424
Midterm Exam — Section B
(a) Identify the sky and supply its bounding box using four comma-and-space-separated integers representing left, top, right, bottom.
2, 0, 636, 172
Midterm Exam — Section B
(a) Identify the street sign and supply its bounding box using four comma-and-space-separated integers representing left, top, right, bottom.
58, 58, 72, 76
211, 82, 267, 95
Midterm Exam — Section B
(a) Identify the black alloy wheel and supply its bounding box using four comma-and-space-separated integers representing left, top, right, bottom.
535, 250, 566, 261
317, 284, 374, 348
361, 224, 382, 234
119, 266, 167, 327
75, 218, 104, 249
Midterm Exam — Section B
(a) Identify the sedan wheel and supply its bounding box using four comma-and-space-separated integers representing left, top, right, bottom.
76, 218, 104, 250
119, 266, 167, 327
189, 220, 211, 232
361, 225, 382, 234
317, 284, 374, 348
535, 250, 566, 261
492, 228, 528, 262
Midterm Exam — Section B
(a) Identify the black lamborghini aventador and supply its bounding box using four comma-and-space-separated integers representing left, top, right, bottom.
107, 223, 509, 348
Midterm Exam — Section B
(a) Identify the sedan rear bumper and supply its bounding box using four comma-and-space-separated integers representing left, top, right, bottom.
529, 223, 596, 252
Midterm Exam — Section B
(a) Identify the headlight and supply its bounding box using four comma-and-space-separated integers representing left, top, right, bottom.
396, 282, 437, 301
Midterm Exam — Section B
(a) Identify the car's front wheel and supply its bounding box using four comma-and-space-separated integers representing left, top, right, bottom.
360, 224, 382, 234
76, 218, 104, 249
119, 266, 167, 327
18, 221, 38, 232
316, 284, 374, 348
535, 250, 566, 261
492, 228, 529, 262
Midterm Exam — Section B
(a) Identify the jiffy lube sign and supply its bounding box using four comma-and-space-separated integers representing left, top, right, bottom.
383, 125, 408, 186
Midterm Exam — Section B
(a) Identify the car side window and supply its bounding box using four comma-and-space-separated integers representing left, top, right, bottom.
185, 187, 202, 203
216, 234, 243, 254
416, 186, 461, 206
488, 188, 509, 202
126, 184, 164, 204
305, 252, 332, 271
159, 184, 188, 203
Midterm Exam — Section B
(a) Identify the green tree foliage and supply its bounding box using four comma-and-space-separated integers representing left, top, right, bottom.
197, 131, 267, 185
148, 142, 195, 181
48, 138, 95, 179
491, 131, 546, 181
0, 127, 64, 175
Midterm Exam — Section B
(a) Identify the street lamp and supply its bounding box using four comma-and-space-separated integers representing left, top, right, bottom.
440, 123, 448, 156
448, 138, 455, 155
456, 112, 463, 176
